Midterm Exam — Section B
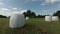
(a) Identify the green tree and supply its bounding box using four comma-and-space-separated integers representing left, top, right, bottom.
23, 10, 36, 18
27, 10, 32, 17
53, 10, 60, 18
29, 12, 36, 18
23, 12, 27, 17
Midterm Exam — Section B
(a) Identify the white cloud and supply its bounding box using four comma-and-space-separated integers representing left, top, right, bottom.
12, 8, 17, 10
20, 10, 27, 13
0, 8, 9, 11
0, 10, 6, 16
41, 0, 60, 5
12, 10, 27, 14
0, 8, 12, 17
8, 10, 27, 16
45, 0, 57, 3
0, 8, 27, 17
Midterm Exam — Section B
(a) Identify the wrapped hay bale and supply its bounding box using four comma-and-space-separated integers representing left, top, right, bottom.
9, 12, 25, 28
26, 17, 29, 20
45, 16, 52, 22
52, 16, 58, 21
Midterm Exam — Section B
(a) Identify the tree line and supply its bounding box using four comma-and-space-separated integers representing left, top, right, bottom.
0, 10, 60, 18
23, 10, 49, 18
53, 10, 60, 18
0, 15, 7, 18
23, 10, 60, 18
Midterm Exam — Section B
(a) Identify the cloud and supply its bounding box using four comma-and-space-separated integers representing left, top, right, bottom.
0, 8, 12, 17
0, 8, 9, 11
0, 8, 27, 17
12, 8, 17, 10
7, 10, 27, 16
41, 0, 60, 5
45, 0, 57, 3
12, 10, 27, 14
20, 10, 27, 14
0, 10, 6, 16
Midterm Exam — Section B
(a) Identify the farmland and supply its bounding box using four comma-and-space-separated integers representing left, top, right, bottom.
0, 18, 60, 34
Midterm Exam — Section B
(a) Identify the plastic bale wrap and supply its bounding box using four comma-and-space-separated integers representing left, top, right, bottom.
9, 13, 25, 28
45, 16, 52, 22
52, 16, 58, 21
26, 17, 29, 20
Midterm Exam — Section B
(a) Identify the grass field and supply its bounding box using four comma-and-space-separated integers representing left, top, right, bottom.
0, 18, 60, 34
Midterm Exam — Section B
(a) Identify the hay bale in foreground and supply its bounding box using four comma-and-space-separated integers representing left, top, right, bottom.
9, 12, 25, 28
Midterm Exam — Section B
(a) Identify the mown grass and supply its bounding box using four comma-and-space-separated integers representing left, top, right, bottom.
0, 18, 60, 34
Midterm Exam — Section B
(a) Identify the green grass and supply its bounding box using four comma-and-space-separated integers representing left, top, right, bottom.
0, 18, 60, 34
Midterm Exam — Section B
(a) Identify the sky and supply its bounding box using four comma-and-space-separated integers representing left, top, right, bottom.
0, 0, 60, 17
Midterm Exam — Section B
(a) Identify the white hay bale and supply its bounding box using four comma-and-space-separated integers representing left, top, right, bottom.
45, 16, 52, 22
9, 12, 25, 28
52, 16, 58, 21
26, 17, 29, 20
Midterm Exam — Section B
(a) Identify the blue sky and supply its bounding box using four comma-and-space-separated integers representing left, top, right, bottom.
0, 0, 60, 17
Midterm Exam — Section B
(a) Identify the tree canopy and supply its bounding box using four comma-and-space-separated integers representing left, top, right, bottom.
53, 10, 60, 18
23, 10, 36, 18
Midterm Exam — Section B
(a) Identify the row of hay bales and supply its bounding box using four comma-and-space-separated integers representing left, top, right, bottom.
45, 16, 58, 22
9, 12, 59, 28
